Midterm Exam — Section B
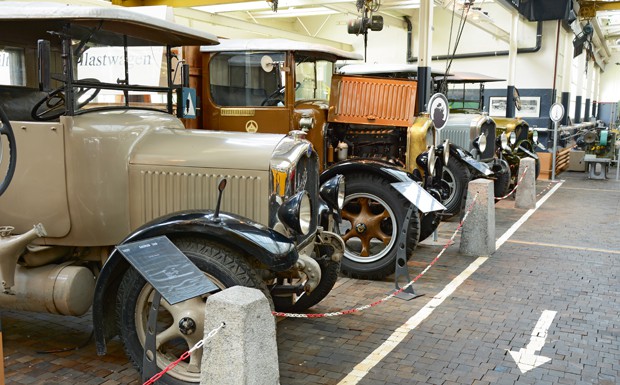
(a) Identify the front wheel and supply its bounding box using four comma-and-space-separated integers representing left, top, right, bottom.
493, 160, 511, 198
441, 160, 471, 218
116, 237, 269, 385
339, 174, 420, 280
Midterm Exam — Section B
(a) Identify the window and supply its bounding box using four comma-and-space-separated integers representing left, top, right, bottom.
209, 52, 285, 107
0, 47, 25, 86
294, 57, 333, 101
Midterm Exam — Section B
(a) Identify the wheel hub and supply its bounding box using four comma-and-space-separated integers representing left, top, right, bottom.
355, 223, 367, 234
179, 317, 197, 335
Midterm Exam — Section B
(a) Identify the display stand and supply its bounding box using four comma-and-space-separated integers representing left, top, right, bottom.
116, 236, 219, 381
392, 203, 422, 301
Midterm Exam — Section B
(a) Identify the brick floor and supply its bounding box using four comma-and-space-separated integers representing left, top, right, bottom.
2, 170, 619, 385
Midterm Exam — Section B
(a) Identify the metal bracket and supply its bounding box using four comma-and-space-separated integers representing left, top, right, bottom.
142, 291, 161, 383
393, 203, 423, 301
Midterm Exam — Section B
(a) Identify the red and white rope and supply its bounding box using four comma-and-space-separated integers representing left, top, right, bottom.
494, 165, 530, 201
272, 192, 480, 319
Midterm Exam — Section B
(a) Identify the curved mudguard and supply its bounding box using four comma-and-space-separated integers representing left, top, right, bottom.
93, 210, 297, 355
450, 144, 494, 177
321, 159, 444, 213
516, 141, 539, 159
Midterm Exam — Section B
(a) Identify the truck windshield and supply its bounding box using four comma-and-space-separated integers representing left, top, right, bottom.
75, 42, 176, 111
294, 57, 333, 101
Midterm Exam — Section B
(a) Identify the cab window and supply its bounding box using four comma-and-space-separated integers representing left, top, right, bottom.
209, 52, 285, 107
0, 47, 25, 86
294, 57, 333, 101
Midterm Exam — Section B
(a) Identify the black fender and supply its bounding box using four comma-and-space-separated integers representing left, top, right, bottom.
449, 143, 494, 177
515, 140, 539, 159
93, 209, 297, 355
320, 158, 419, 185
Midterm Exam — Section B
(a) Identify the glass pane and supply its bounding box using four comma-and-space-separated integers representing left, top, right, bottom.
209, 52, 285, 107
295, 60, 332, 101
0, 48, 25, 86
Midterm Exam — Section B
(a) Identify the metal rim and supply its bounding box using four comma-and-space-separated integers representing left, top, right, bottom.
135, 273, 226, 382
339, 192, 398, 264
441, 167, 458, 208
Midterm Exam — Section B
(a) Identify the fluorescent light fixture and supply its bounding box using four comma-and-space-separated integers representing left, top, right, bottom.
252, 7, 339, 18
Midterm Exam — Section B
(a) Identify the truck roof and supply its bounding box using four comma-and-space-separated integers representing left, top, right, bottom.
0, 2, 218, 46
337, 63, 448, 76
434, 72, 504, 83
200, 38, 362, 61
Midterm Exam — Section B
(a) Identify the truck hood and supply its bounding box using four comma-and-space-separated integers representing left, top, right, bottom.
131, 128, 286, 171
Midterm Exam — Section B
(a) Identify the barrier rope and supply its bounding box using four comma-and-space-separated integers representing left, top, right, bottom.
141, 184, 486, 382
494, 165, 530, 202
272, 192, 480, 319
142, 322, 225, 385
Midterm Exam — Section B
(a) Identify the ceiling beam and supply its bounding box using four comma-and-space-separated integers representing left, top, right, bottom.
579, 1, 620, 18
173, 7, 356, 51
112, 0, 260, 6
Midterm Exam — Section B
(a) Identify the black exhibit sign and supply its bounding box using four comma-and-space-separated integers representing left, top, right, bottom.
116, 236, 219, 305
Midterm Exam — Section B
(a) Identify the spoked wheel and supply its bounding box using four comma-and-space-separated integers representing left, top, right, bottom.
339, 174, 420, 280
441, 160, 471, 218
0, 107, 16, 196
116, 237, 269, 385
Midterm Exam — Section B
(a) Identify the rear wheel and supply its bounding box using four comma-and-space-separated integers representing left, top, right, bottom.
116, 237, 268, 385
441, 160, 471, 218
339, 174, 420, 280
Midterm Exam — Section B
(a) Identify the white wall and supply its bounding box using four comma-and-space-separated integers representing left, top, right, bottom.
599, 53, 620, 103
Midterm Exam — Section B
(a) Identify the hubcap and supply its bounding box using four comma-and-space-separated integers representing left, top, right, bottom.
179, 317, 197, 335
340, 193, 398, 264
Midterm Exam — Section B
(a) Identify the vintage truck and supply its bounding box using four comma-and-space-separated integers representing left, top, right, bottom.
336, 63, 496, 215
441, 72, 542, 183
0, 3, 345, 385
198, 39, 446, 280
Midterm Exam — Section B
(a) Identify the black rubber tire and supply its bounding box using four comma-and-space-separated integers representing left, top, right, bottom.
339, 174, 420, 280
441, 160, 471, 218
418, 212, 441, 242
273, 255, 340, 313
493, 161, 512, 198
116, 236, 269, 385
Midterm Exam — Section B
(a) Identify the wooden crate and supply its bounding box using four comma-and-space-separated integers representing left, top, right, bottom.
538, 147, 572, 180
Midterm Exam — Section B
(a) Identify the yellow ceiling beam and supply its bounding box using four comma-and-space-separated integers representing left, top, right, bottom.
112, 0, 259, 6
579, 1, 620, 18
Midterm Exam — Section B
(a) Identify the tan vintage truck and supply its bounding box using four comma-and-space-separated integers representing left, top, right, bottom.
198, 39, 448, 280
0, 3, 345, 385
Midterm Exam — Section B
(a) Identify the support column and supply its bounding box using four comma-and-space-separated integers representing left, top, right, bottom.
584, 59, 593, 121
506, 12, 519, 118
561, 32, 572, 126
417, 0, 433, 113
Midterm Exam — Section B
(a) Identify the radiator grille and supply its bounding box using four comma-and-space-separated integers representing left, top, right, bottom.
130, 167, 266, 227
328, 75, 417, 126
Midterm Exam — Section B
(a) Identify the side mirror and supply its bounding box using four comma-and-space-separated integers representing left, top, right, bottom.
37, 39, 51, 92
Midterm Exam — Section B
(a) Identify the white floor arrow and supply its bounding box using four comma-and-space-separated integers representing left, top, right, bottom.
508, 310, 557, 373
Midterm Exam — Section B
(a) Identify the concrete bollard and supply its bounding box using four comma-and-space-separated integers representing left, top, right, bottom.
201, 286, 279, 385
459, 179, 496, 256
515, 157, 536, 209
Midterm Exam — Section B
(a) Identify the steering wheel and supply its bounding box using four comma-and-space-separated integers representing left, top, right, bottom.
261, 85, 285, 106
31, 79, 101, 121
0, 106, 17, 196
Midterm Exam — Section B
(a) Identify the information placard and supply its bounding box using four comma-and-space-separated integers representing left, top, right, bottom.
116, 236, 219, 305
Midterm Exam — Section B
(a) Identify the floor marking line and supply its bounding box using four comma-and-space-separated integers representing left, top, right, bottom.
506, 239, 620, 255
559, 186, 620, 193
337, 181, 563, 385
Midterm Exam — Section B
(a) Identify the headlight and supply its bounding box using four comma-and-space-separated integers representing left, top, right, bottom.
277, 191, 312, 235
509, 131, 516, 145
531, 129, 539, 143
501, 133, 510, 151
443, 139, 450, 165
428, 146, 437, 176
320, 174, 345, 210
475, 133, 487, 153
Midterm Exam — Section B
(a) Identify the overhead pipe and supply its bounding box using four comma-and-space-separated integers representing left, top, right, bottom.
407, 20, 542, 62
